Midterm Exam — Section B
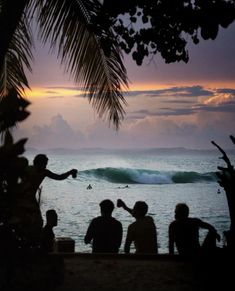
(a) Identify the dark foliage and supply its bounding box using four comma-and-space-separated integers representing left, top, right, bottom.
1, 1, 235, 127
0, 89, 30, 255
95, 0, 235, 65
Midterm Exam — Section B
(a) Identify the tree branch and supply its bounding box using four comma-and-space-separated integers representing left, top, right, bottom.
211, 140, 233, 170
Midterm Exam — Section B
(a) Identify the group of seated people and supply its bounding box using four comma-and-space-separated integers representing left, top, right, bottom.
41, 199, 220, 256
10, 154, 220, 256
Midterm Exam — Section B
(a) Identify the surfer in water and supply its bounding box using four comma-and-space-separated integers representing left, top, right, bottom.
117, 185, 129, 189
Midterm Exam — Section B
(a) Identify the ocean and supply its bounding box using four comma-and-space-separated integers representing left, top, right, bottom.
25, 148, 234, 253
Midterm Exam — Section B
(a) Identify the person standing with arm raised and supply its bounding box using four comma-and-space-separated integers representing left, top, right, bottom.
13, 154, 77, 245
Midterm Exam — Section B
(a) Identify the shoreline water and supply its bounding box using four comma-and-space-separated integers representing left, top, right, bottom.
23, 151, 232, 253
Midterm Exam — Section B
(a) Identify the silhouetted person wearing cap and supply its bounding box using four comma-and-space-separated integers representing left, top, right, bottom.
169, 203, 220, 256
117, 199, 158, 254
41, 209, 58, 253
84, 199, 123, 253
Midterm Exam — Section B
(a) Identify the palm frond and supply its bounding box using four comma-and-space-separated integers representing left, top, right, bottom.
0, 15, 33, 97
0, 0, 30, 68
32, 0, 128, 128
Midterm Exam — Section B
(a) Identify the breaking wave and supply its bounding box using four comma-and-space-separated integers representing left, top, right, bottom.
79, 167, 217, 184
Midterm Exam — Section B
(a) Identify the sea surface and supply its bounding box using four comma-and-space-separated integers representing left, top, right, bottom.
25, 148, 234, 253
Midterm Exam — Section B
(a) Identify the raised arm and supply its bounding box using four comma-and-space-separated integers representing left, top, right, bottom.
117, 199, 133, 216
45, 169, 77, 180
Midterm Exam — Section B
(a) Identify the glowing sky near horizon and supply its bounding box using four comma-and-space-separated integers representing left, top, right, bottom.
14, 22, 235, 150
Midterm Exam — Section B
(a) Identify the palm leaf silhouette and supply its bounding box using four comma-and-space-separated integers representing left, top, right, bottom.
0, 16, 33, 97
0, 0, 128, 128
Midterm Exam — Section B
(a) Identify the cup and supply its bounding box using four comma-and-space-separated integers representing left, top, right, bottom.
117, 199, 122, 207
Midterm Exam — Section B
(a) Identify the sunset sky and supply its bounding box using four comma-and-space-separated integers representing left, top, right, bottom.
14, 21, 235, 150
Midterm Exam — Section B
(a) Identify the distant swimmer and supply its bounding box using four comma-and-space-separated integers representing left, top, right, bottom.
87, 184, 92, 190
117, 185, 129, 189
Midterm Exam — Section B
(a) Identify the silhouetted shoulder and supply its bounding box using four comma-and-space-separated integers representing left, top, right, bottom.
129, 216, 156, 230
89, 216, 121, 226
188, 217, 203, 225
170, 217, 202, 227
113, 217, 122, 228
145, 216, 155, 223
88, 216, 102, 225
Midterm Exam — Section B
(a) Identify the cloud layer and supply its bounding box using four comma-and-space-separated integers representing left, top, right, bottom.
13, 84, 235, 150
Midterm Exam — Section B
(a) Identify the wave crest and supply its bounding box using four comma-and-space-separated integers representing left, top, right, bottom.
79, 167, 216, 184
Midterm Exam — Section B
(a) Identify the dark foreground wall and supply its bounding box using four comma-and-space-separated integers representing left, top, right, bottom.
58, 254, 200, 291
0, 252, 233, 291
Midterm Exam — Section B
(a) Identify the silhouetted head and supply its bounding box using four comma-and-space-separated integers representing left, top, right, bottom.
33, 154, 48, 170
46, 209, 58, 227
133, 201, 148, 219
100, 199, 114, 217
175, 203, 189, 220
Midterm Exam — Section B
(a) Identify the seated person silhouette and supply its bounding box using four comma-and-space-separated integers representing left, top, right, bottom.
84, 199, 123, 253
117, 199, 158, 254
41, 209, 58, 252
168, 203, 220, 256
87, 184, 92, 190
